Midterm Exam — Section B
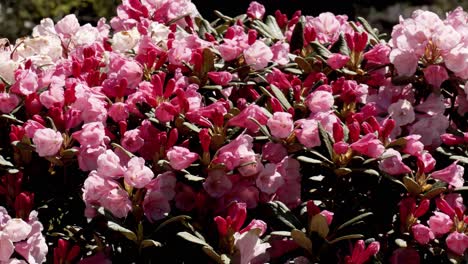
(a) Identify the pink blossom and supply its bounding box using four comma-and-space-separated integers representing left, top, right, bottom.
411, 224, 434, 244
417, 152, 436, 173
256, 163, 284, 194
39, 82, 64, 109
428, 212, 453, 236
306, 13, 343, 44
271, 42, 290, 66
3, 219, 32, 242
148, 172, 177, 200
327, 53, 349, 70
445, 193, 466, 213
208, 71, 233, 86
77, 146, 106, 172
430, 162, 464, 188
219, 39, 243, 61
388, 99, 415, 126
215, 135, 256, 170
10, 69, 39, 96
409, 114, 449, 146
124, 157, 154, 188
350, 133, 385, 158
445, 46, 468, 79
143, 191, 171, 222
294, 119, 321, 148
402, 135, 424, 155
247, 1, 265, 20
96, 150, 125, 179
203, 169, 232, 198
33, 128, 63, 157
0, 231, 14, 261
0, 93, 20, 114
446, 232, 468, 255
55, 14, 80, 37
262, 142, 287, 163
306, 90, 334, 114
423, 65, 448, 88
121, 129, 144, 153
101, 188, 132, 218
414, 94, 445, 116
267, 112, 293, 138
237, 155, 262, 177
364, 44, 390, 65
72, 122, 108, 148
166, 146, 199, 171
379, 149, 411, 176
82, 171, 119, 205
244, 40, 273, 70
234, 230, 271, 264
108, 103, 129, 122
228, 104, 269, 133
276, 182, 301, 208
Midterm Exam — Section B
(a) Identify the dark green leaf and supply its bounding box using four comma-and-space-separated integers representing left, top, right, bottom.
337, 212, 373, 231
270, 84, 292, 110
141, 239, 162, 248
108, 222, 137, 242
290, 21, 304, 53
177, 231, 208, 246
318, 123, 334, 159
297, 156, 323, 164
329, 33, 349, 55
328, 234, 364, 244
310, 41, 331, 59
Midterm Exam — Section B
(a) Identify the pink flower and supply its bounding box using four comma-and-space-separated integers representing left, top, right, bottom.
215, 135, 256, 170
350, 133, 385, 158
77, 146, 106, 172
417, 152, 436, 173
10, 69, 39, 96
430, 162, 464, 188
203, 169, 232, 198
143, 191, 171, 222
0, 93, 20, 114
267, 112, 293, 138
124, 157, 154, 188
3, 219, 32, 242
244, 40, 273, 70
82, 171, 119, 205
345, 240, 380, 264
402, 135, 424, 155
327, 53, 349, 70
262, 142, 288, 163
121, 129, 144, 153
247, 1, 265, 20
306, 90, 334, 114
423, 65, 448, 88
388, 99, 415, 126
33, 128, 63, 157
364, 44, 390, 65
55, 14, 80, 37
294, 119, 321, 148
208, 71, 233, 86
234, 230, 271, 264
108, 103, 129, 122
446, 231, 468, 255
428, 212, 453, 236
389, 50, 419, 76
148, 172, 177, 200
39, 77, 64, 109
271, 42, 290, 66
0, 231, 14, 261
166, 146, 199, 171
256, 163, 284, 194
409, 114, 449, 146
100, 188, 132, 218
228, 104, 269, 133
72, 122, 108, 148
378, 149, 411, 175
411, 224, 434, 244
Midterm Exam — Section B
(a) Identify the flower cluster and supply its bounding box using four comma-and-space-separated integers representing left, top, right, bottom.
0, 0, 467, 263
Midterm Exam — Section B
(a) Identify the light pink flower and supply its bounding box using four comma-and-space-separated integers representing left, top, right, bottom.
271, 42, 290, 66
244, 40, 273, 70
77, 146, 106, 172
97, 150, 125, 178
143, 191, 171, 222
247, 1, 265, 20
256, 163, 284, 194
379, 149, 411, 176
0, 231, 14, 261
423, 65, 448, 88
402, 135, 424, 155
124, 157, 154, 188
203, 169, 233, 198
101, 188, 132, 218
215, 135, 256, 170
327, 53, 349, 70
0, 93, 20, 114
267, 112, 293, 139
446, 231, 468, 255
306, 90, 334, 114
121, 129, 144, 153
55, 14, 80, 37
108, 103, 129, 122
10, 69, 39, 96
234, 230, 271, 264
148, 172, 177, 200
166, 146, 199, 171
33, 128, 63, 157
207, 71, 233, 86
72, 122, 108, 148
388, 99, 415, 126
294, 119, 321, 148
411, 224, 434, 244
3, 219, 32, 242
428, 212, 453, 236
228, 104, 269, 133
409, 114, 449, 146
350, 133, 385, 158
262, 142, 288, 163
430, 162, 464, 188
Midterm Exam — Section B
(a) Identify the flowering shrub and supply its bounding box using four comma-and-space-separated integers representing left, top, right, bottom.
0, 1, 468, 263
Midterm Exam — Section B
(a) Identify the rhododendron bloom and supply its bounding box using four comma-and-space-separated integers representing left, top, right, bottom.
327, 53, 349, 69
166, 146, 199, 171
143, 191, 171, 222
124, 157, 154, 188
256, 163, 284, 194
350, 133, 385, 158
228, 104, 269, 132
379, 149, 411, 175
101, 188, 132, 218
0, 93, 20, 114
267, 112, 293, 138
446, 232, 468, 255
294, 119, 321, 148
234, 230, 270, 264
411, 224, 434, 245
388, 99, 415, 126
306, 90, 334, 113
246, 1, 265, 20
33, 128, 63, 157
430, 162, 464, 188
428, 212, 453, 236
203, 169, 232, 198
244, 40, 273, 70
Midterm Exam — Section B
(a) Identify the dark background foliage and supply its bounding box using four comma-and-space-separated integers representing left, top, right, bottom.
0, 0, 466, 41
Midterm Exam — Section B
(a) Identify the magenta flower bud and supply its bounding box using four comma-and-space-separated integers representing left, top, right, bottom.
435, 197, 456, 218
333, 122, 344, 142
441, 133, 465, 145
347, 121, 360, 143
413, 199, 430, 218
248, 29, 257, 45
333, 141, 349, 155
214, 216, 228, 236
228, 202, 247, 232
14, 191, 34, 220
166, 128, 178, 149
381, 119, 395, 139
207, 71, 233, 86
361, 122, 373, 134
354, 32, 368, 53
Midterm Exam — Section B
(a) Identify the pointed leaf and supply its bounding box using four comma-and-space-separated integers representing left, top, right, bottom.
141, 239, 162, 248
177, 231, 208, 246
290, 21, 304, 53
328, 234, 364, 244
270, 84, 292, 110
337, 212, 373, 231
329, 33, 349, 55
403, 176, 422, 195
310, 41, 331, 59
291, 229, 313, 253
318, 123, 334, 159
309, 213, 329, 238
297, 156, 323, 164
108, 222, 137, 242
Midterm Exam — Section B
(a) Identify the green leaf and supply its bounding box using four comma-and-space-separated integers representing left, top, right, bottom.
154, 215, 192, 234
177, 231, 208, 246
310, 41, 331, 59
297, 156, 323, 164
294, 57, 312, 74
337, 212, 373, 231
12, 141, 35, 152
318, 123, 334, 159
356, 17, 380, 43
329, 33, 349, 55
328, 234, 364, 244
270, 84, 292, 110
265, 15, 284, 39
291, 229, 312, 253
202, 48, 215, 75
0, 155, 14, 167
290, 21, 304, 53
264, 201, 303, 230
248, 117, 272, 139
309, 213, 329, 238
449, 155, 468, 164
140, 239, 162, 248
403, 176, 421, 195
352, 168, 379, 177
107, 222, 137, 242
184, 174, 205, 182
423, 186, 447, 199
202, 246, 229, 264
183, 122, 201, 133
